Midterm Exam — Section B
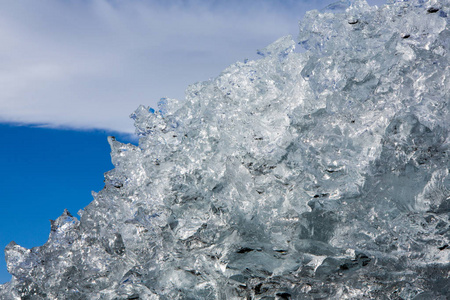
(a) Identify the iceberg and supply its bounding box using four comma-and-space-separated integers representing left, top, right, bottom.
1, 0, 449, 298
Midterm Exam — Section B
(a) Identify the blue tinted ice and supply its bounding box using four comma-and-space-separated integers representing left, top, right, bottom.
1, 0, 449, 298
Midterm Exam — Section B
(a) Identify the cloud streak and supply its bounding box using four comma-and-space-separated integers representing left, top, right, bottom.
0, 0, 385, 133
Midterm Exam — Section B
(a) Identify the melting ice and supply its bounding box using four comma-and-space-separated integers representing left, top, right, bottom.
1, 0, 449, 298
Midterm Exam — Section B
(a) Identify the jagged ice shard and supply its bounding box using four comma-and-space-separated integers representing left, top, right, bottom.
2, 0, 450, 298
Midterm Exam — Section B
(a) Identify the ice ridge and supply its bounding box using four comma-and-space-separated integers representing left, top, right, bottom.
1, 0, 450, 299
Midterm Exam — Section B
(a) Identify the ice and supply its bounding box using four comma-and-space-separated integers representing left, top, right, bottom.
1, 0, 450, 298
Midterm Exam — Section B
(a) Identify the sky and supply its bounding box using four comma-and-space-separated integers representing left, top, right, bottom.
0, 0, 386, 284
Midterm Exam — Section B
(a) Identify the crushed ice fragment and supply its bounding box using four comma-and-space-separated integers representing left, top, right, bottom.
256, 35, 295, 58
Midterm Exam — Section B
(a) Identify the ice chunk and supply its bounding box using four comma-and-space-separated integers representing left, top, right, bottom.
256, 35, 296, 58
1, 0, 450, 298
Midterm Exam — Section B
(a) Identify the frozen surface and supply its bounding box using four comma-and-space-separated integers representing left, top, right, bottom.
1, 0, 450, 298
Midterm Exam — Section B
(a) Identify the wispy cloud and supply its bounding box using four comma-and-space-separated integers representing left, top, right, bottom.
0, 0, 385, 133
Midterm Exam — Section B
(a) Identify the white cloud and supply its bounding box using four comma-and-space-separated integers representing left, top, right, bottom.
0, 0, 386, 134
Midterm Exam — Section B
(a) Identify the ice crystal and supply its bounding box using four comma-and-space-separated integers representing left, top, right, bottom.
1, 0, 449, 299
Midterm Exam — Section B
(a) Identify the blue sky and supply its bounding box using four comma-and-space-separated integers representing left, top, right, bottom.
0, 124, 136, 283
0, 0, 386, 284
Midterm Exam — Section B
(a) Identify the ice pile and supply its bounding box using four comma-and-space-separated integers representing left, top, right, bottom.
1, 0, 449, 298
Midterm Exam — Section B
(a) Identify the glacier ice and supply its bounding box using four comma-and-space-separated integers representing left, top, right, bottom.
1, 0, 450, 299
